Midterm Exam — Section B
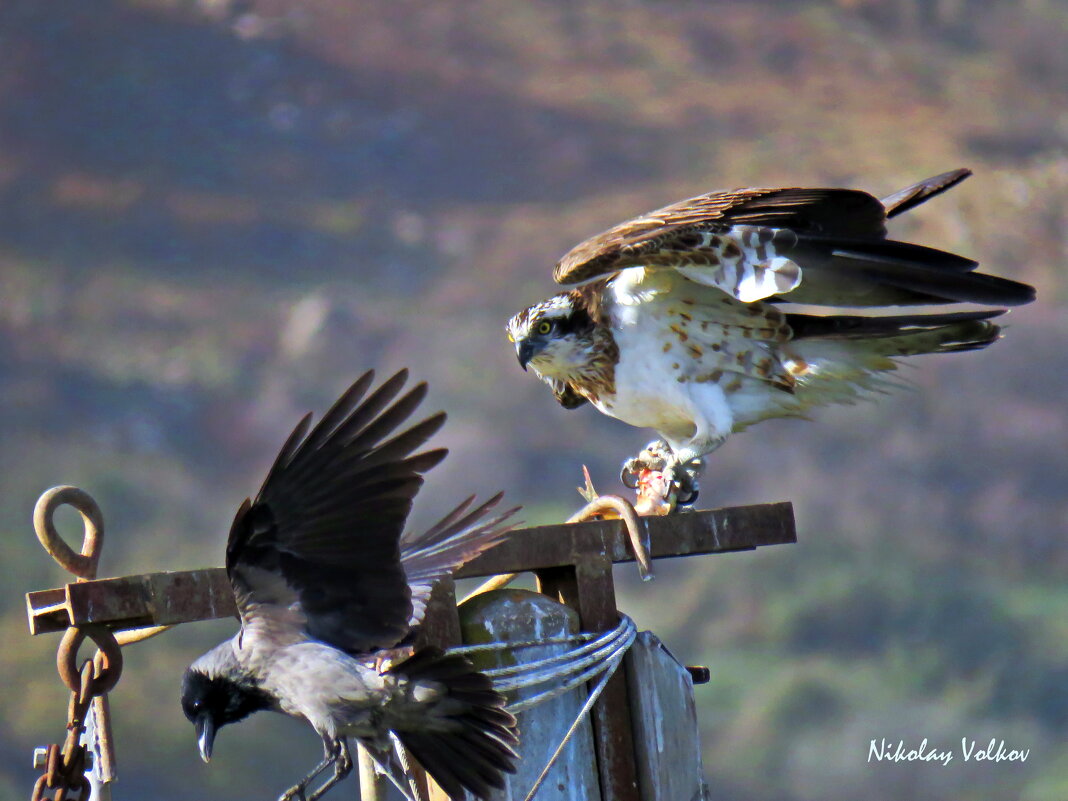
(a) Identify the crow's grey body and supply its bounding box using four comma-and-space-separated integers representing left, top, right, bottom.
181, 370, 520, 801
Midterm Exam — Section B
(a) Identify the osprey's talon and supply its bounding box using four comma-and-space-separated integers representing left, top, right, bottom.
637, 439, 672, 471
673, 473, 699, 507
676, 484, 699, 507
622, 438, 674, 490
661, 456, 702, 508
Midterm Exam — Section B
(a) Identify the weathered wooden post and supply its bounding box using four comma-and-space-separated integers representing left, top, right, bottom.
458, 589, 600, 800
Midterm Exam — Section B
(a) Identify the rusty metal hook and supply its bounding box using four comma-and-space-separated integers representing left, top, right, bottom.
34, 486, 104, 581
30, 486, 120, 800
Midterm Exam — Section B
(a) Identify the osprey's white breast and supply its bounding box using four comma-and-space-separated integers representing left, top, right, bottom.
595, 268, 736, 443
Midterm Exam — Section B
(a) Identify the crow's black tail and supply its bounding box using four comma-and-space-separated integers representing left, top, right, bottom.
389, 648, 518, 800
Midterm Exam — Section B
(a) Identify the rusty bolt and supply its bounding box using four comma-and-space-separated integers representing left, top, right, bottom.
32, 745, 92, 771
686, 665, 711, 684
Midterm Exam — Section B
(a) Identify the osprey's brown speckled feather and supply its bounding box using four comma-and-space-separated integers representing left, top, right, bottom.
554, 185, 887, 285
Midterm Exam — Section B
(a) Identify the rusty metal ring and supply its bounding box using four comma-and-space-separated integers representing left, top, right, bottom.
34, 486, 104, 580
32, 773, 51, 800
57, 626, 123, 696
45, 744, 61, 785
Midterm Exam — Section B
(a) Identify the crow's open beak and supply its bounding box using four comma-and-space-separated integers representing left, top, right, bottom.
517, 340, 536, 371
195, 713, 216, 763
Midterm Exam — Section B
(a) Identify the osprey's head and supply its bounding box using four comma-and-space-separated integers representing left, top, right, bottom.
506, 293, 595, 379
181, 642, 271, 763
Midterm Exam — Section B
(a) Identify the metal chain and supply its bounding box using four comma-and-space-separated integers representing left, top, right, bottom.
31, 661, 94, 801
30, 487, 122, 801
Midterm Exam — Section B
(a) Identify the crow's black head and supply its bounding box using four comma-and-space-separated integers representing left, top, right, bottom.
181, 665, 271, 762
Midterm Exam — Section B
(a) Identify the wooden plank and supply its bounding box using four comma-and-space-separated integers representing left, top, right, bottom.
536, 556, 641, 801
625, 632, 707, 801
26, 568, 237, 634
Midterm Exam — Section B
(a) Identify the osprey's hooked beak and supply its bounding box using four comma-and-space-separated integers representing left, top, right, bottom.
195, 713, 216, 763
516, 339, 537, 371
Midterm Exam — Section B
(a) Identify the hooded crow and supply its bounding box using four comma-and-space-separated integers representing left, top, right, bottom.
180, 369, 520, 801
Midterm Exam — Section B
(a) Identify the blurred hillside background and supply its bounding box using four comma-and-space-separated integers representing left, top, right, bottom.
2, 1, 1066, 799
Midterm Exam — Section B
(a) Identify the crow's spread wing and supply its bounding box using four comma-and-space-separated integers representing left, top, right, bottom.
226, 370, 447, 654
400, 493, 520, 632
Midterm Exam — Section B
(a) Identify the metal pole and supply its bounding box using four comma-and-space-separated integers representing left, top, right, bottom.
84, 701, 113, 801
357, 744, 387, 801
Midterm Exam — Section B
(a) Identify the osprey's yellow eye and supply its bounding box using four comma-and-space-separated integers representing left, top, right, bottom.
506, 331, 515, 343
536, 320, 552, 335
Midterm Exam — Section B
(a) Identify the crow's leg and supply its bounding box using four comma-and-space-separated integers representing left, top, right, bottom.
306, 739, 353, 801
278, 737, 345, 801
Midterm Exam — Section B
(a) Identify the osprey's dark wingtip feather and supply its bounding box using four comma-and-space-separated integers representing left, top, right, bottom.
799, 237, 1035, 307
881, 168, 972, 219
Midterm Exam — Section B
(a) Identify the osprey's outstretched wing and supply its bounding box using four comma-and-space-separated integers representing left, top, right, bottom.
554, 169, 1033, 308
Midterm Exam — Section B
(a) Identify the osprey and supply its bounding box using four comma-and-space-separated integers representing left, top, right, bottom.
181, 370, 520, 801
507, 169, 1035, 501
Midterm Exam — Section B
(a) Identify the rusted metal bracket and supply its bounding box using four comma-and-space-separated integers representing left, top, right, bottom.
459, 500, 794, 578
26, 502, 795, 637
28, 570, 237, 636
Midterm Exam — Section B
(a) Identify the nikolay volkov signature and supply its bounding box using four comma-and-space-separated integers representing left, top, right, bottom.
868, 738, 1030, 767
